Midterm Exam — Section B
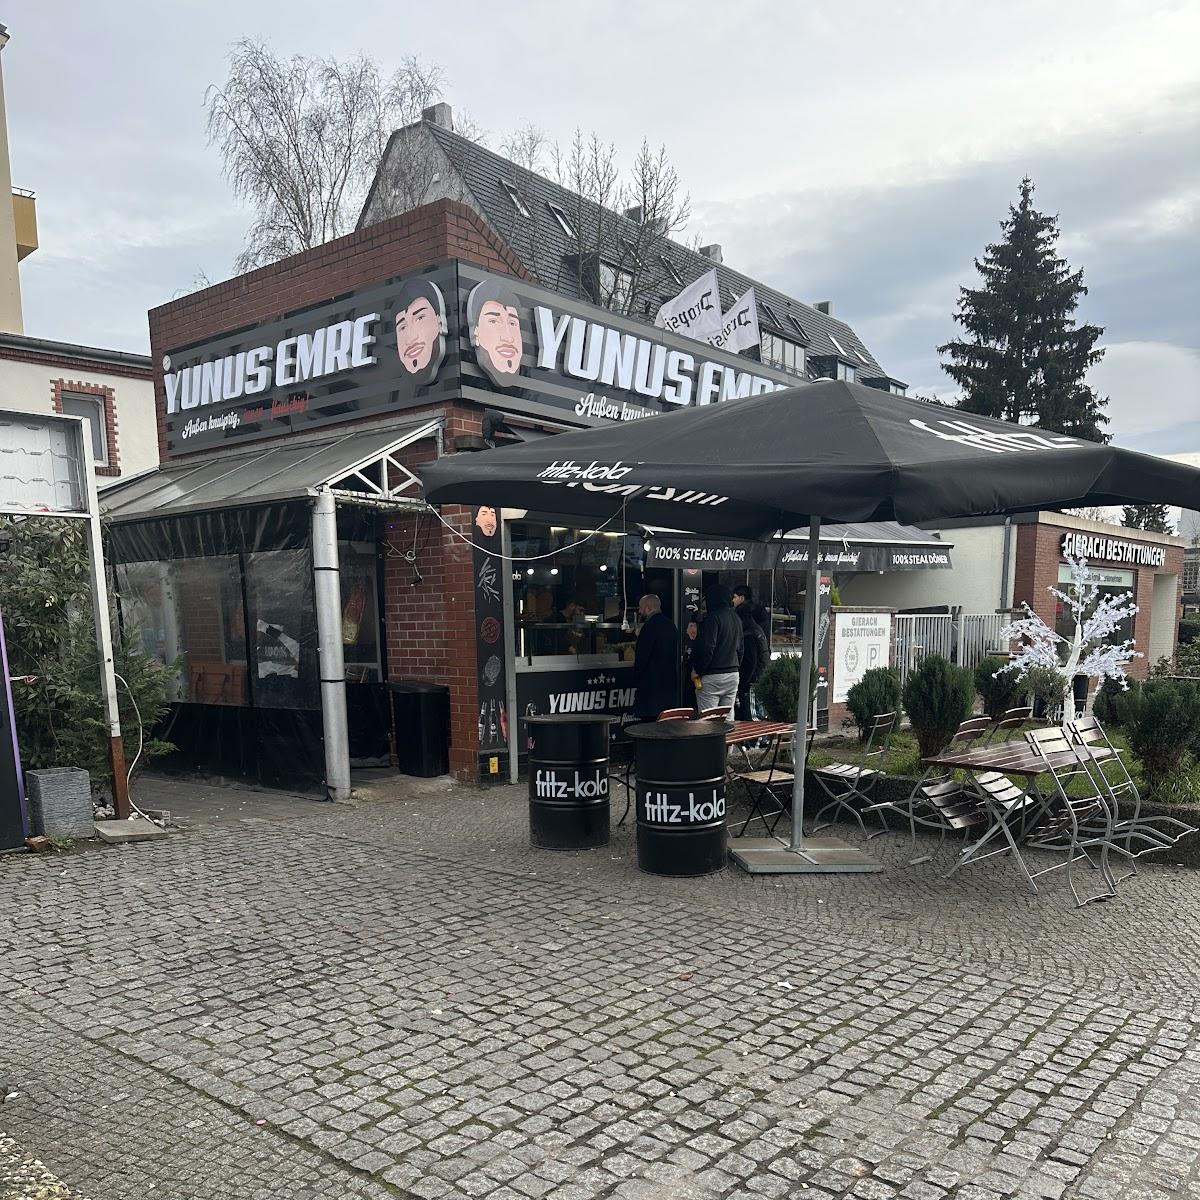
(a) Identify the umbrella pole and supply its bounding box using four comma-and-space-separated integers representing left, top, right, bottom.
789, 520, 821, 854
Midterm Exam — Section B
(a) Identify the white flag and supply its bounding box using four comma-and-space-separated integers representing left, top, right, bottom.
654, 269, 722, 343
709, 287, 761, 354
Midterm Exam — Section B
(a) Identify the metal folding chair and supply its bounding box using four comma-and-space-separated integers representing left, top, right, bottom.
867, 717, 992, 864
1068, 715, 1196, 855
809, 711, 898, 839
1022, 726, 1137, 907
731, 729, 795, 837
987, 706, 1034, 744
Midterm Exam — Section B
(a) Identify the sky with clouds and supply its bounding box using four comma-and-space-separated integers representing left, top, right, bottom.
5, 0, 1198, 456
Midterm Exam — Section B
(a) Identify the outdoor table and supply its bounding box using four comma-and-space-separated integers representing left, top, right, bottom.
920, 741, 1117, 887
724, 720, 794, 747
626, 720, 729, 876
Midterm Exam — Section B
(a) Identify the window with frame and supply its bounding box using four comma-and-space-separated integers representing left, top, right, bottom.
836, 361, 857, 383
660, 255, 684, 287
499, 178, 530, 218
546, 201, 576, 239
760, 330, 806, 376
598, 261, 634, 312
60, 393, 108, 466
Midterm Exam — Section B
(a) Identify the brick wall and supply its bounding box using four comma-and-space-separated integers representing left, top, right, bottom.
147, 199, 531, 465
1015, 521, 1185, 681
50, 378, 121, 477
383, 404, 486, 779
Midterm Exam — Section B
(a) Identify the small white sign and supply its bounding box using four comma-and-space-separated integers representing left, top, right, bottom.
833, 613, 892, 703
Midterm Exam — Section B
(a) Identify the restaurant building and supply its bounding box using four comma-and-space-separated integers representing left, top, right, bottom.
102, 109, 946, 792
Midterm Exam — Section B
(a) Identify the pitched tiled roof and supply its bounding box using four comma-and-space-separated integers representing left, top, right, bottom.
365, 119, 889, 379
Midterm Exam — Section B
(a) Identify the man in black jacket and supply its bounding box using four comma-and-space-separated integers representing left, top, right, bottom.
735, 601, 770, 720
691, 583, 743, 718
633, 594, 680, 719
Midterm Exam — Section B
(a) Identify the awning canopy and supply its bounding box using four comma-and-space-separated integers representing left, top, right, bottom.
645, 521, 953, 573
100, 419, 441, 524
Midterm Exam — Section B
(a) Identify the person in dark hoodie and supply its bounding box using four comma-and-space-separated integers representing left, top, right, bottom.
690, 583, 743, 718
735, 600, 770, 720
733, 584, 772, 718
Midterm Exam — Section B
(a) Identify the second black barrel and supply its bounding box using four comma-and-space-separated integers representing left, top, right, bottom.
627, 720, 728, 876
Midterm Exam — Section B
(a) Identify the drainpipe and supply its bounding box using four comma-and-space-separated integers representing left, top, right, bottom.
999, 517, 1013, 609
313, 488, 351, 802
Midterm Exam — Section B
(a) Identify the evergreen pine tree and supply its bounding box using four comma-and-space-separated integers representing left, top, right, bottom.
939, 178, 1108, 442
1122, 504, 1174, 534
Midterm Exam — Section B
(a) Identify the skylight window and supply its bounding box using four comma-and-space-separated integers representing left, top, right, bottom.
788, 315, 808, 342
660, 255, 684, 287
546, 201, 576, 240
760, 301, 781, 328
828, 333, 847, 356
500, 179, 530, 218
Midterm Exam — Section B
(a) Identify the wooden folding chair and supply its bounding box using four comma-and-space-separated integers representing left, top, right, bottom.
987, 705, 1035, 744
731, 729, 794, 838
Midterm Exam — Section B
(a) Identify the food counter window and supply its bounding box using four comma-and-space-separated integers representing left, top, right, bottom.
510, 522, 672, 662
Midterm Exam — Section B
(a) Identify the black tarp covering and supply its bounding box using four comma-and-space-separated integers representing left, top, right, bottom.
109, 500, 386, 794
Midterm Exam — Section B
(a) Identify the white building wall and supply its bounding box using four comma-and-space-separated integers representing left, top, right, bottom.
838, 525, 1011, 613
0, 356, 156, 477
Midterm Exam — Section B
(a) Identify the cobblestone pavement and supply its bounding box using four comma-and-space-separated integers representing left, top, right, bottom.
2, 776, 1200, 1199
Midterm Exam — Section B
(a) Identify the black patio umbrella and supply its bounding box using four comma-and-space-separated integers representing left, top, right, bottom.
422, 381, 1200, 871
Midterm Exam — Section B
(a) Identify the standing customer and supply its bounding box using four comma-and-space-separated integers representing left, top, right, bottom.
633, 594, 680, 720
691, 584, 743, 718
733, 585, 771, 718
735, 600, 770, 720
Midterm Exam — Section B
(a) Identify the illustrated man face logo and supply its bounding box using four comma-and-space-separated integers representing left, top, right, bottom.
392, 278, 447, 385
467, 280, 524, 389
475, 505, 498, 538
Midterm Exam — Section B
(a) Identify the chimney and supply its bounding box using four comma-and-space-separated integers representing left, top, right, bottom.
422, 102, 454, 131
623, 204, 644, 224
699, 243, 723, 265
814, 300, 833, 315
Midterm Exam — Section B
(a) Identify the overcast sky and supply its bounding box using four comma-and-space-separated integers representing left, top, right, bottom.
6, 0, 1198, 455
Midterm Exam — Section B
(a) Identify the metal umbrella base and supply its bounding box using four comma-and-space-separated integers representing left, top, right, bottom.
730, 836, 883, 874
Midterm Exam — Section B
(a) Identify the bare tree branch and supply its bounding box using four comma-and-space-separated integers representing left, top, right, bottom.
206, 40, 444, 271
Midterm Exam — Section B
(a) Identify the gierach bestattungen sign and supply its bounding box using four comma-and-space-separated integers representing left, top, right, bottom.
1061, 532, 1166, 568
158, 261, 798, 456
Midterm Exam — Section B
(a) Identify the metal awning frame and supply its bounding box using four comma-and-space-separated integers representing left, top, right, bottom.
319, 421, 441, 510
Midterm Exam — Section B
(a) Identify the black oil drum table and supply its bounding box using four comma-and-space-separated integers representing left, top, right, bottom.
526, 715, 613, 849
626, 720, 729, 876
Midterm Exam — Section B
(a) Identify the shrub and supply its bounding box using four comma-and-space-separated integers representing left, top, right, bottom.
757, 654, 818, 722
1092, 676, 1128, 725
0, 517, 178, 798
1173, 640, 1200, 679
974, 656, 1025, 720
1179, 618, 1200, 646
1114, 678, 1200, 794
1021, 665, 1068, 717
901, 655, 976, 759
845, 667, 901, 742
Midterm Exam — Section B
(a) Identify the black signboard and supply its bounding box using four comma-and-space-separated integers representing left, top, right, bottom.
470, 504, 508, 775
647, 536, 952, 573
159, 259, 802, 458
160, 262, 461, 456
515, 662, 637, 751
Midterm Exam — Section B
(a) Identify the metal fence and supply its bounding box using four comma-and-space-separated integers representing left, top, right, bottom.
892, 612, 1011, 684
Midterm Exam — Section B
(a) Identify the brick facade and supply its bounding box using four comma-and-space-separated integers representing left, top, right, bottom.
1013, 518, 1184, 681
148, 200, 531, 464
50, 378, 121, 477
147, 201, 532, 783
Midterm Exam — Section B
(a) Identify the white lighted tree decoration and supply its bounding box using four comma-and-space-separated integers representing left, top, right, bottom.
1000, 551, 1141, 695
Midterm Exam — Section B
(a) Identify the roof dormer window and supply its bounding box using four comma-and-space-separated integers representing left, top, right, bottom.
546, 201, 576, 239
499, 179, 530, 218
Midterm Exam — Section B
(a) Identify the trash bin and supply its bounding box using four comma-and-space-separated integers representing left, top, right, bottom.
388, 680, 450, 777
527, 715, 612, 849
627, 720, 728, 876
